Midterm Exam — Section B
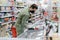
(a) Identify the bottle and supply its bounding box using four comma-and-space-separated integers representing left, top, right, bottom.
6, 7, 11, 11
11, 11, 14, 15
11, 16, 16, 21
4, 17, 9, 22
1, 7, 5, 11
11, 26, 17, 38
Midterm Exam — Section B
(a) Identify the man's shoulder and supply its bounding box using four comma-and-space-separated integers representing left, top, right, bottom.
21, 7, 28, 12
20, 7, 29, 15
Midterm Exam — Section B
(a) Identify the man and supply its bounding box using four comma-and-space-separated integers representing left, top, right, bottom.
15, 4, 38, 35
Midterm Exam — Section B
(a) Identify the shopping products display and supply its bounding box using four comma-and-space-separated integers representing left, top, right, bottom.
0, 0, 18, 37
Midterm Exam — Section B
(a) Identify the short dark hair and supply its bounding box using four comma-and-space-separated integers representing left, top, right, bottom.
30, 4, 38, 9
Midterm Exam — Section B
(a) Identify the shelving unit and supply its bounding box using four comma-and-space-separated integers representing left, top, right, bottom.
0, 0, 17, 37
0, 0, 25, 37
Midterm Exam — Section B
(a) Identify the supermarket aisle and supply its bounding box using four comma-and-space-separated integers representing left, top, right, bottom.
0, 0, 60, 39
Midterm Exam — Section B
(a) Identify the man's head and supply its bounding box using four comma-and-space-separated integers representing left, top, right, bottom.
29, 4, 38, 13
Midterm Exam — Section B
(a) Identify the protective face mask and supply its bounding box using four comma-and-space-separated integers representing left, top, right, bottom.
29, 10, 35, 13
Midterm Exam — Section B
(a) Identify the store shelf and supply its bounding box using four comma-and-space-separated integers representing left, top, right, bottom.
0, 10, 12, 12
1, 21, 11, 25
0, 15, 18, 18
0, 5, 23, 7
0, 5, 24, 8
0, 15, 14, 18
0, 5, 16, 7
1, 21, 16, 25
